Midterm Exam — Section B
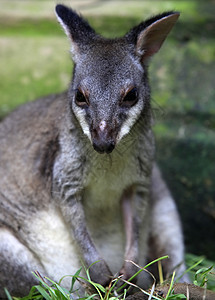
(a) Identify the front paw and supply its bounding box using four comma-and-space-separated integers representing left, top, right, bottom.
119, 260, 139, 284
88, 259, 113, 287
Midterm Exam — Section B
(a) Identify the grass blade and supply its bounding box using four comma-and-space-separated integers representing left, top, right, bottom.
165, 271, 175, 300
144, 256, 169, 270
35, 285, 52, 300
4, 288, 13, 300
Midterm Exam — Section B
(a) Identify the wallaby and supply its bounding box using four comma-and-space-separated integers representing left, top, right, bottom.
0, 5, 187, 297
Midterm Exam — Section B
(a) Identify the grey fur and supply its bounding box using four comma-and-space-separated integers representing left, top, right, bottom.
0, 5, 187, 297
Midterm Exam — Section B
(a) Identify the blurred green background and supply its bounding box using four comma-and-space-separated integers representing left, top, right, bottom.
0, 0, 215, 264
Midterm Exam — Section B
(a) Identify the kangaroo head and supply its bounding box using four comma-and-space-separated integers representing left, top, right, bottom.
56, 5, 179, 154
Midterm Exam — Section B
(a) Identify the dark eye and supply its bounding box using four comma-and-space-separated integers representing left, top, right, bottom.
121, 88, 138, 107
75, 89, 89, 107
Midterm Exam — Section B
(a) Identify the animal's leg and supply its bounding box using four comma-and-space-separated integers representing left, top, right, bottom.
120, 187, 138, 281
61, 199, 112, 287
120, 186, 149, 282
150, 164, 189, 282
0, 228, 45, 298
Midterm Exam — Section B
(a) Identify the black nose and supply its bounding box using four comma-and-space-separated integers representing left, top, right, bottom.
91, 122, 116, 154
93, 140, 115, 154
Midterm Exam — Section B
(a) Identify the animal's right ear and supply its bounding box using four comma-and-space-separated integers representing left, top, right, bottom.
55, 5, 96, 57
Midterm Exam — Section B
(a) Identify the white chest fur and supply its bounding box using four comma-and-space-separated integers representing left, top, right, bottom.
84, 146, 143, 209
27, 206, 81, 286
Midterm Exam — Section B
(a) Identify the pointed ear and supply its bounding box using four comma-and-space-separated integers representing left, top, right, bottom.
55, 5, 96, 57
126, 12, 180, 62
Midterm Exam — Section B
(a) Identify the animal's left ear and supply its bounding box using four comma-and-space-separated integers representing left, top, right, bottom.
126, 12, 180, 62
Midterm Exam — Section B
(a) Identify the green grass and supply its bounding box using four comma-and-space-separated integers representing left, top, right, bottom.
186, 254, 215, 292
0, 36, 71, 115
0, 18, 62, 37
4, 255, 215, 299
